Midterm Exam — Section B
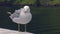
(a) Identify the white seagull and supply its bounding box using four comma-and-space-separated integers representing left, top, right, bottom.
8, 6, 32, 32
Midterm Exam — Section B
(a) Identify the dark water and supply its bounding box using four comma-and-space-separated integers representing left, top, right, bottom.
0, 6, 60, 34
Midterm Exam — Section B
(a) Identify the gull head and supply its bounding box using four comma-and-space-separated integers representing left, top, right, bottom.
23, 6, 30, 13
24, 6, 29, 10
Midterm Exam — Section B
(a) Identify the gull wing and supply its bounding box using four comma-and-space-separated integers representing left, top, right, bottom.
9, 8, 23, 19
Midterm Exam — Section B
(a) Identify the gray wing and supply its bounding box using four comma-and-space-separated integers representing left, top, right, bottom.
9, 8, 23, 19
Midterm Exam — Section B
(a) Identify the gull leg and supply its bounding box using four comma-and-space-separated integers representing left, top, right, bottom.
25, 24, 27, 32
18, 24, 20, 32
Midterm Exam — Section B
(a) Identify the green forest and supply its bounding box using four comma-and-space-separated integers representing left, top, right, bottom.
0, 0, 60, 5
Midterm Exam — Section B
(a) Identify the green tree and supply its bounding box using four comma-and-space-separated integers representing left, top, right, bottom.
14, 0, 36, 5
40, 0, 50, 5
0, 0, 5, 2
48, 0, 60, 5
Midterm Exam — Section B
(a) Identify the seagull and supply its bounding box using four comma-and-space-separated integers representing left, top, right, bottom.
7, 6, 32, 32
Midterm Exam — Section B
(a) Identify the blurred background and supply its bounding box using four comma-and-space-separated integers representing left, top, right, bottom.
0, 0, 60, 34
